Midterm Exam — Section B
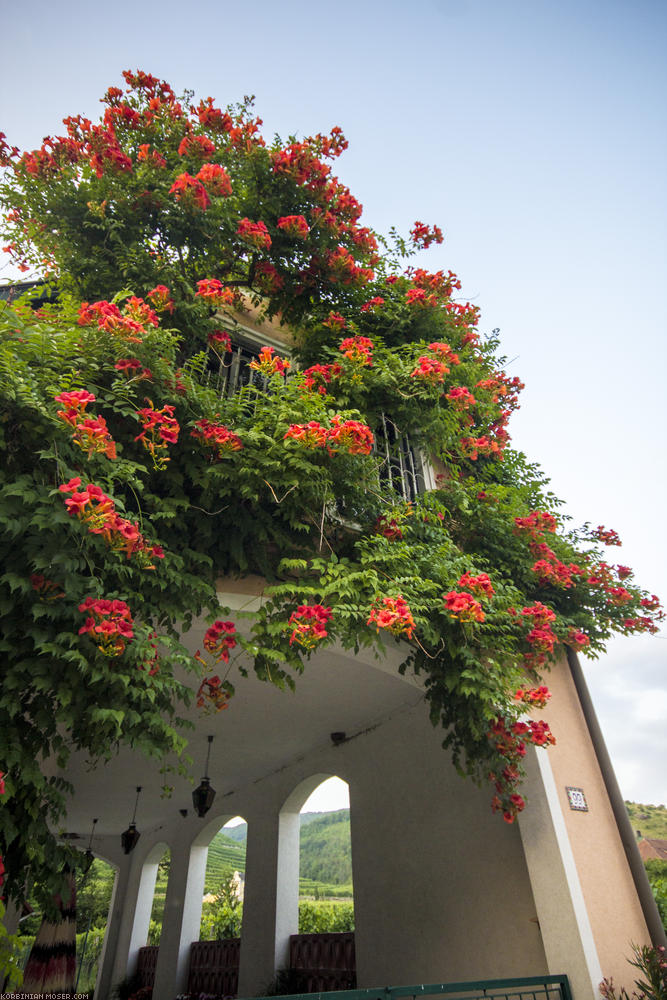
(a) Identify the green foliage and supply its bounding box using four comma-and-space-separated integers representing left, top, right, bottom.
644, 861, 667, 931
0, 901, 24, 991
200, 873, 243, 940
1, 73, 663, 906
298, 900, 354, 933
300, 810, 352, 885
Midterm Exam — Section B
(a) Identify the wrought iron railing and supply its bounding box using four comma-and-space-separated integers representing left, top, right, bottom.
206, 337, 433, 503
246, 974, 573, 1000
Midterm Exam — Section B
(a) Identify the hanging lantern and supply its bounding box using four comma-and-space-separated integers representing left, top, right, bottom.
121, 787, 142, 854
82, 817, 98, 873
192, 735, 216, 818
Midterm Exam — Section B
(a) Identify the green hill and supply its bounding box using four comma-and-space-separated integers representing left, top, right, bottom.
626, 801, 667, 840
202, 810, 353, 895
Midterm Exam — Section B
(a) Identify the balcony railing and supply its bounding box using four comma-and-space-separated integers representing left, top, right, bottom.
206, 338, 433, 503
248, 974, 574, 1000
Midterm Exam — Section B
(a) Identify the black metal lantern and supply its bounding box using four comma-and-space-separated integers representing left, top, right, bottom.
121, 787, 142, 854
192, 735, 216, 818
82, 817, 98, 873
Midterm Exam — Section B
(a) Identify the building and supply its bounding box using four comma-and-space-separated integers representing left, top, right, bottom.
5, 301, 665, 1000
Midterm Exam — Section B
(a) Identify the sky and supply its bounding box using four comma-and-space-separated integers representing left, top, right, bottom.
1, 0, 665, 807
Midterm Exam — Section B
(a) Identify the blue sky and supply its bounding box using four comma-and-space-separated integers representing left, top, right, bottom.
2, 0, 665, 805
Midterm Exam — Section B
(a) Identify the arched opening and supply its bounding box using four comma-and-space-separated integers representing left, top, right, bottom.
274, 774, 356, 992
199, 815, 247, 941
147, 847, 171, 945
298, 777, 354, 934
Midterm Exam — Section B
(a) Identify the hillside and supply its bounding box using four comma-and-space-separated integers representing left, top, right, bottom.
204, 810, 353, 892
625, 801, 667, 840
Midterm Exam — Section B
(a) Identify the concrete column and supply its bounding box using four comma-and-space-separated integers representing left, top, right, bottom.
237, 805, 300, 997
518, 745, 603, 1000
151, 840, 208, 1000
95, 843, 166, 1000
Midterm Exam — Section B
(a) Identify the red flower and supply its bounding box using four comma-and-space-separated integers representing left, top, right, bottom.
196, 162, 232, 197
565, 630, 590, 650
78, 597, 134, 656
277, 214, 309, 239
327, 416, 374, 455
249, 345, 290, 377
191, 419, 243, 458
288, 604, 333, 649
368, 596, 415, 639
410, 220, 444, 248
443, 591, 485, 624
446, 386, 476, 409
237, 217, 271, 250
339, 335, 373, 365
169, 172, 210, 210
411, 356, 449, 383
147, 284, 175, 313
196, 278, 237, 306
457, 572, 494, 598
594, 525, 622, 546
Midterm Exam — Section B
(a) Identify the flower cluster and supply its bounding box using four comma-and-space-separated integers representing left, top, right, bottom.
114, 358, 152, 380
302, 362, 342, 395
565, 629, 590, 650
30, 574, 65, 600
191, 419, 243, 458
457, 572, 494, 598
443, 591, 485, 623
288, 604, 333, 649
459, 435, 504, 461
427, 342, 460, 364
488, 713, 556, 822
196, 278, 237, 307
78, 297, 158, 342
135, 402, 180, 469
360, 296, 385, 313
446, 387, 476, 409
55, 390, 117, 459
531, 547, 583, 590
237, 217, 271, 250
78, 597, 134, 656
411, 356, 450, 383
339, 335, 373, 365
323, 311, 347, 331
143, 284, 173, 313
406, 287, 436, 308
514, 685, 551, 709
513, 511, 558, 537
367, 595, 415, 639
327, 246, 374, 286
208, 329, 232, 351
409, 221, 444, 248
196, 620, 237, 666
277, 214, 309, 239
284, 417, 373, 455
248, 345, 291, 377
594, 525, 622, 546
169, 172, 210, 210
375, 506, 413, 541
60, 478, 164, 567
327, 416, 374, 455
196, 675, 232, 713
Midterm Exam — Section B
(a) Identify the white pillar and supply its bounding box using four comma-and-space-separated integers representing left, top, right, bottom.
518, 745, 603, 1000
237, 805, 300, 997
151, 840, 208, 1000
95, 843, 166, 1000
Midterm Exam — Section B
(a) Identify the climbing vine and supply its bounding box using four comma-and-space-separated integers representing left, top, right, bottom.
0, 71, 662, 908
